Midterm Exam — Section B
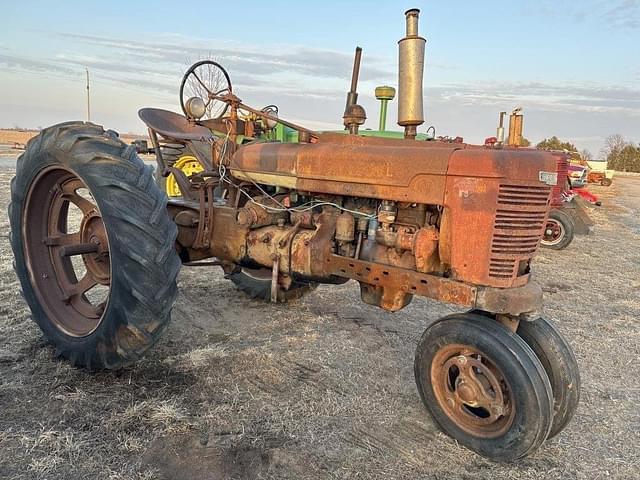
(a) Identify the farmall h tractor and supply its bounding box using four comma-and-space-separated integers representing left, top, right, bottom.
9, 9, 579, 462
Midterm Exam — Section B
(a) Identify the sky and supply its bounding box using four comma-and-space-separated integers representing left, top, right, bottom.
1, 0, 639, 156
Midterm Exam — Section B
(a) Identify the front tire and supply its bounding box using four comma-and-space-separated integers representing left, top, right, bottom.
517, 318, 580, 438
9, 122, 181, 369
541, 209, 574, 250
414, 314, 554, 461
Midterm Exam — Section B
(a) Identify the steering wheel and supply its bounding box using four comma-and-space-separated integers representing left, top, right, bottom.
180, 60, 232, 120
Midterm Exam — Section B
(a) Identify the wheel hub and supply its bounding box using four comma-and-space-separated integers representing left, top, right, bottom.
431, 344, 514, 438
543, 219, 564, 244
80, 211, 110, 284
455, 380, 478, 405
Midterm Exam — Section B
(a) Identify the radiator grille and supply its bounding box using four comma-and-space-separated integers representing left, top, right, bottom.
489, 184, 551, 279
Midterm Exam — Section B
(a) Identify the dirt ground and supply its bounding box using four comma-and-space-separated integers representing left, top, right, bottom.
0, 160, 638, 479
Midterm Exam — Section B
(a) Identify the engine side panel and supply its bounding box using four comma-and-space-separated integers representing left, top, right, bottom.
226, 137, 557, 291
231, 136, 456, 205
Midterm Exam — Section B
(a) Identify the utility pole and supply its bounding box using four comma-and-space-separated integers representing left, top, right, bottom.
86, 68, 91, 122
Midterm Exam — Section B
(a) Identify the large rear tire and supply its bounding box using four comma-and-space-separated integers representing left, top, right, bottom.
228, 267, 317, 303
9, 122, 181, 369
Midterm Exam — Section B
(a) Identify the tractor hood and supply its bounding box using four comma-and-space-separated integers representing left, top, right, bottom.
230, 133, 557, 205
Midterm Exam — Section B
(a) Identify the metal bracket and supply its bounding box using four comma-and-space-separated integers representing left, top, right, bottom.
193, 179, 216, 249
147, 128, 166, 179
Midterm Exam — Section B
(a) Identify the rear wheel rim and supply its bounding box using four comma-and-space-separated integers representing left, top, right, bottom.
542, 219, 564, 245
431, 343, 515, 438
23, 166, 111, 337
166, 155, 203, 197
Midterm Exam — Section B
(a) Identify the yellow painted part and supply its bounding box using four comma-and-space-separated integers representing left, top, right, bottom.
230, 169, 297, 189
166, 155, 204, 197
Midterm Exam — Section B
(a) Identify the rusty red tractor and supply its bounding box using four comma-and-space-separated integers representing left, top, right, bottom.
9, 9, 579, 462
540, 153, 594, 249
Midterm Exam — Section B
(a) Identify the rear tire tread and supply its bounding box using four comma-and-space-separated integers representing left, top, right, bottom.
228, 269, 317, 303
9, 121, 180, 370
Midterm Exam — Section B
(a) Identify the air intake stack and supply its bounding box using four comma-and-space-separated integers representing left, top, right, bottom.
375, 86, 396, 131
397, 8, 426, 140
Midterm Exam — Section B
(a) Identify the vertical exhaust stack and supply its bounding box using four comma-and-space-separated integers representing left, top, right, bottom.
398, 8, 426, 140
507, 107, 524, 146
343, 47, 367, 134
344, 47, 362, 114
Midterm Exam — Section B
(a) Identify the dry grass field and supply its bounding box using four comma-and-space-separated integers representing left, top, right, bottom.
0, 158, 638, 479
0, 129, 147, 150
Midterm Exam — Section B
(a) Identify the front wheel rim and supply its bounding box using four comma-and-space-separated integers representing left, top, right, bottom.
431, 343, 515, 438
542, 219, 564, 245
23, 166, 111, 337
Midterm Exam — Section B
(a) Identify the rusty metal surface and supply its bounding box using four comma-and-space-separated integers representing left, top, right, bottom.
22, 166, 110, 337
177, 139, 557, 303
138, 108, 213, 142
207, 206, 248, 261
475, 281, 543, 315
443, 148, 555, 288
327, 254, 477, 311
232, 136, 455, 205
550, 152, 570, 208
431, 344, 515, 438
507, 110, 524, 146
413, 227, 439, 273
167, 114, 558, 310
398, 8, 426, 138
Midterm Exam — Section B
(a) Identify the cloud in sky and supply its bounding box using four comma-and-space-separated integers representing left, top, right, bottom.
4, 32, 638, 116
430, 82, 640, 116
530, 0, 640, 29
0, 8, 638, 155
602, 0, 640, 29
55, 32, 396, 84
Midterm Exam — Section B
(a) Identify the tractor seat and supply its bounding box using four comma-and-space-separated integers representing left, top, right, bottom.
138, 108, 214, 142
